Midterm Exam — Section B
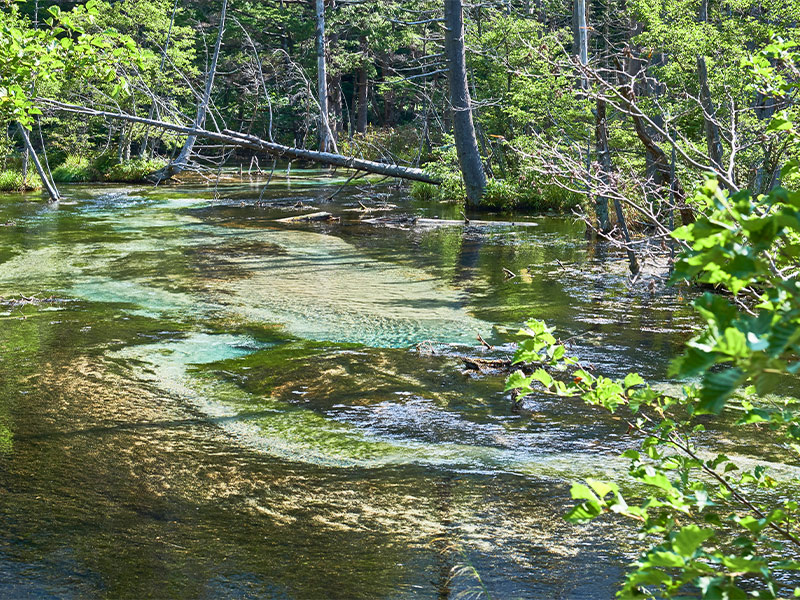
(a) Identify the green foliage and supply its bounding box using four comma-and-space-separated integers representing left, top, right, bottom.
50, 152, 164, 183
103, 157, 165, 182
409, 181, 436, 203
337, 126, 425, 165
415, 141, 466, 204
51, 154, 91, 183
506, 92, 800, 595
0, 0, 136, 128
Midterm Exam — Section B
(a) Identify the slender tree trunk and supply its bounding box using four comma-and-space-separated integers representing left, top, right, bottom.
21, 146, 29, 187
328, 1, 342, 140
594, 99, 612, 232
315, 0, 335, 151
154, 0, 227, 180
330, 74, 342, 140
444, 0, 486, 206
18, 124, 59, 201
697, 56, 723, 172
356, 37, 369, 134
574, 0, 588, 89
696, 0, 724, 178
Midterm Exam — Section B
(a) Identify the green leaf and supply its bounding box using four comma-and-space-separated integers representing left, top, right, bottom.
530, 368, 553, 388
672, 525, 714, 557
624, 373, 644, 389
647, 550, 685, 568
586, 479, 615, 499
569, 483, 599, 503
697, 368, 745, 414
504, 370, 530, 392
564, 501, 603, 522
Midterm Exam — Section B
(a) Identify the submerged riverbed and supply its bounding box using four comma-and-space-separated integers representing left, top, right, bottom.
0, 173, 699, 598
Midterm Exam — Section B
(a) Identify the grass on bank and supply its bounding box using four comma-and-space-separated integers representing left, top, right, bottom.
51, 154, 166, 184
0, 170, 42, 192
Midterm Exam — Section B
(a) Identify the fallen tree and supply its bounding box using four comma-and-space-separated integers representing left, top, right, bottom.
38, 99, 440, 185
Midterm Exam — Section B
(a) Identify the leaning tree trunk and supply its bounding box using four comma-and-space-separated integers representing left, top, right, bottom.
18, 124, 60, 202
152, 0, 228, 181
444, 0, 486, 207
41, 100, 443, 185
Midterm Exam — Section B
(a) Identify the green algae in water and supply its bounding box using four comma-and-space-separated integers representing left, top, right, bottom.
107, 332, 628, 478
1, 194, 492, 347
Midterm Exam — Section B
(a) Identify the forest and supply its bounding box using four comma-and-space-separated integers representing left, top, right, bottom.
0, 0, 799, 597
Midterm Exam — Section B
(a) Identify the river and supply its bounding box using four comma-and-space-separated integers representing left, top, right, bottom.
0, 172, 699, 598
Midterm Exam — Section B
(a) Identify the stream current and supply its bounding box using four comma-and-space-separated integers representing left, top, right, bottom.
0, 173, 701, 598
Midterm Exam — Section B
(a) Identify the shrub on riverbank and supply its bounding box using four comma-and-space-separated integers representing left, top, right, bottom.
0, 170, 42, 192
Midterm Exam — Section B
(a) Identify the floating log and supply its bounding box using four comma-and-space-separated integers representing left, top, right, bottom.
275, 212, 336, 223
362, 216, 540, 228
461, 356, 513, 372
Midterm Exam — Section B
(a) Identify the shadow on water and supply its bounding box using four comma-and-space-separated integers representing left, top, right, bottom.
0, 175, 722, 598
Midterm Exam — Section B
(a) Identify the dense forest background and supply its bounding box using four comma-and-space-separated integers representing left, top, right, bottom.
3, 0, 798, 220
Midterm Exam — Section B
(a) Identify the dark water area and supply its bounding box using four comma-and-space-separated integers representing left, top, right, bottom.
0, 173, 706, 598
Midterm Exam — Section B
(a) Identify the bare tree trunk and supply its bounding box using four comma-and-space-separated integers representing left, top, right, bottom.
594, 99, 611, 232
356, 37, 369, 134
315, 0, 335, 152
615, 57, 694, 224
43, 100, 441, 184
21, 146, 29, 187
18, 124, 60, 201
153, 0, 228, 181
328, 0, 342, 140
574, 0, 588, 90
330, 74, 342, 140
697, 56, 723, 172
444, 0, 486, 207
696, 0, 724, 178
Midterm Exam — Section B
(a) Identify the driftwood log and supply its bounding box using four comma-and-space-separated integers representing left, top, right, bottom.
275, 212, 337, 223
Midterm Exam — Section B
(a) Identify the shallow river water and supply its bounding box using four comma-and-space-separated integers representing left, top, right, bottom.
0, 173, 702, 598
